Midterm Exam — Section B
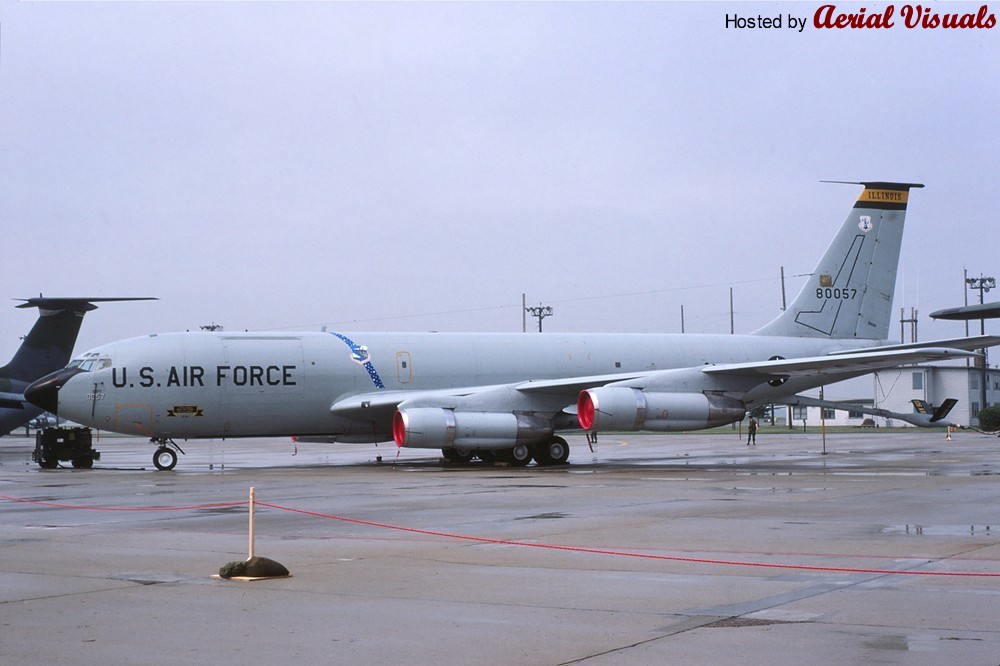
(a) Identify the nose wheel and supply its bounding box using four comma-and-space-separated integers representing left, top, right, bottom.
151, 438, 185, 471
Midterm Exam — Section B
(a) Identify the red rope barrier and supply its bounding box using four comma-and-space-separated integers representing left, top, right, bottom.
3, 493, 998, 578
256, 501, 1000, 579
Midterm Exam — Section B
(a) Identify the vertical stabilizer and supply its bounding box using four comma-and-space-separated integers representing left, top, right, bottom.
754, 182, 923, 340
4, 300, 92, 382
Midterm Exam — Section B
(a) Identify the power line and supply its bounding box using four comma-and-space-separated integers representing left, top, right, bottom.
261, 272, 813, 331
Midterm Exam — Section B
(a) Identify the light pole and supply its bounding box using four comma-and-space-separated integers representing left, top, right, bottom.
966, 275, 995, 421
525, 305, 553, 333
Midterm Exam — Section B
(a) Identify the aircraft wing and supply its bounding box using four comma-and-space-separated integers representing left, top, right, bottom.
700, 346, 977, 380
514, 372, 651, 395
330, 372, 650, 421
329, 387, 493, 419
830, 335, 1000, 355
331, 348, 975, 423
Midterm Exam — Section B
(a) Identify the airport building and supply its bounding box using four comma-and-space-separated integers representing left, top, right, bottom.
769, 399, 875, 429
870, 364, 1000, 427
763, 364, 1000, 428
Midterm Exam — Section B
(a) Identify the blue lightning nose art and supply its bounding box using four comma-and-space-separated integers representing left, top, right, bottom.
329, 332, 385, 389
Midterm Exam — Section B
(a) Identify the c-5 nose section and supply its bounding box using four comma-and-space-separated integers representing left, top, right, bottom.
24, 367, 85, 415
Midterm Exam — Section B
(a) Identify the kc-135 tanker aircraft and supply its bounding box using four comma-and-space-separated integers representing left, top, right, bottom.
25, 182, 999, 470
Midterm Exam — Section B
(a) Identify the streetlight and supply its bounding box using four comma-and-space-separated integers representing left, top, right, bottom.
966, 274, 995, 421
525, 305, 553, 333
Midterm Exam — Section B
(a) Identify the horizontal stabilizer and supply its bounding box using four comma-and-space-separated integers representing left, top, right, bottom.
15, 296, 158, 313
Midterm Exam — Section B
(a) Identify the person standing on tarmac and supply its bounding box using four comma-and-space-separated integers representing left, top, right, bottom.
746, 416, 758, 446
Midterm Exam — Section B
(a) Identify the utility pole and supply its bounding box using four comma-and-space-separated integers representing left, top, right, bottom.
522, 293, 526, 333
964, 269, 970, 367
729, 287, 734, 334
525, 304, 553, 333
966, 274, 995, 421
900, 307, 918, 344
780, 266, 787, 311
680, 305, 685, 334
820, 386, 827, 455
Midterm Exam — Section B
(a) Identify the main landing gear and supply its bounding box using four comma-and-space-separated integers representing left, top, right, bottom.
532, 436, 570, 466
151, 438, 185, 471
441, 436, 570, 468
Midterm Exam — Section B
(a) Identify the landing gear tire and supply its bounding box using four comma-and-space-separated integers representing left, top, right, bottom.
71, 458, 94, 469
38, 457, 58, 469
507, 443, 533, 467
477, 450, 497, 464
442, 447, 474, 464
535, 436, 570, 466
153, 447, 178, 471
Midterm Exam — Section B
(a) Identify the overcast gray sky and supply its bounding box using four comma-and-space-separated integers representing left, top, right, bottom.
2, 1, 998, 362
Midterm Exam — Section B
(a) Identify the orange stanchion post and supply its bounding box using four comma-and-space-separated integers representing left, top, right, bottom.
248, 487, 256, 560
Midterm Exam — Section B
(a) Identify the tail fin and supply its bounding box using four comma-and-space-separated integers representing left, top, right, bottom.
4, 299, 92, 383
928, 398, 958, 423
754, 181, 923, 340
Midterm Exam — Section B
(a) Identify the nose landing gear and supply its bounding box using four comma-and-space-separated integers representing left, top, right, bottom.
151, 438, 185, 471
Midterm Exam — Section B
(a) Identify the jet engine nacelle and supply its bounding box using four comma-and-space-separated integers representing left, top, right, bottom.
577, 388, 746, 432
393, 408, 553, 449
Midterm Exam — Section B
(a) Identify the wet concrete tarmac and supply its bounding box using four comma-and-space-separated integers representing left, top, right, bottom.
2, 430, 1000, 665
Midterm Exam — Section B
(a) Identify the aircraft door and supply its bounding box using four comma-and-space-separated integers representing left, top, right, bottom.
396, 351, 412, 384
115, 403, 154, 437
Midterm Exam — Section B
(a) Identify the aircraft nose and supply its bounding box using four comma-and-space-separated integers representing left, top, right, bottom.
24, 367, 85, 415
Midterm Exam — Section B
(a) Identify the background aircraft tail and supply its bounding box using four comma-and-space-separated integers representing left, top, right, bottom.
754, 181, 923, 340
4, 298, 95, 383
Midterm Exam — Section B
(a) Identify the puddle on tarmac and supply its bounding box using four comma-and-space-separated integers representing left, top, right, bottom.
515, 512, 567, 520
727, 486, 827, 493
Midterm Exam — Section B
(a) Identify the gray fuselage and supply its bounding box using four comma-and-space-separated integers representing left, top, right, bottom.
53, 330, 875, 440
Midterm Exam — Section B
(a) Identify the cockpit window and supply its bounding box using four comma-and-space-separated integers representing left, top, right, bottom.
68, 352, 112, 372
